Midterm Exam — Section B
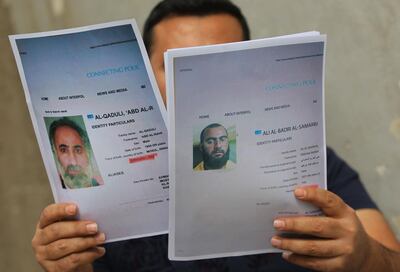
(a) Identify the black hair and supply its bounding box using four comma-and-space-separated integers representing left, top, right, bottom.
200, 123, 228, 143
49, 117, 89, 149
143, 0, 250, 54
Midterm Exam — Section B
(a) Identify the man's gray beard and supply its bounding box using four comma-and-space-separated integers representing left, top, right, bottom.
203, 146, 230, 170
57, 162, 94, 189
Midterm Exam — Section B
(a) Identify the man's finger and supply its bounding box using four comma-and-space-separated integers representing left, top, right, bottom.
282, 252, 343, 272
294, 187, 349, 217
273, 216, 343, 238
39, 203, 78, 229
38, 221, 99, 245
51, 247, 105, 272
40, 233, 106, 260
271, 236, 343, 257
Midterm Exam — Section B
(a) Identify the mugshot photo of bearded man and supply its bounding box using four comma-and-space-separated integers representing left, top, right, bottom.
193, 123, 236, 171
45, 116, 104, 189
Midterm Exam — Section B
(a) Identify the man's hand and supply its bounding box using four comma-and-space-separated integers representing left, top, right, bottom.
270, 187, 372, 272
32, 203, 106, 272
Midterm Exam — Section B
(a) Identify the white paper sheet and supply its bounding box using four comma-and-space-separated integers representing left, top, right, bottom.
9, 20, 169, 242
166, 32, 327, 260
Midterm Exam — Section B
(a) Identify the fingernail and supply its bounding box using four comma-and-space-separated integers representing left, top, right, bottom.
86, 223, 98, 233
273, 219, 285, 229
66, 205, 76, 215
282, 251, 292, 259
271, 237, 282, 248
294, 188, 306, 198
96, 232, 106, 242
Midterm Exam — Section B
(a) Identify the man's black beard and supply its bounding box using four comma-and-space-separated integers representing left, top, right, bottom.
203, 146, 230, 170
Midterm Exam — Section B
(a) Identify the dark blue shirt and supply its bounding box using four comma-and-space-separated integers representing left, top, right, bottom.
94, 147, 377, 271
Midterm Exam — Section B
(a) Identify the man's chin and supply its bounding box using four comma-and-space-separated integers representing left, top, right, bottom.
204, 157, 228, 169
63, 174, 92, 188
203, 148, 230, 170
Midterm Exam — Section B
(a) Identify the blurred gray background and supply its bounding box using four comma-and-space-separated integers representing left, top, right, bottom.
0, 0, 399, 270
